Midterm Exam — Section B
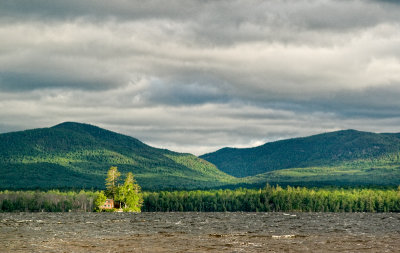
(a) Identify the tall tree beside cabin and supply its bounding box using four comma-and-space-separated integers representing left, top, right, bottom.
97, 166, 143, 212
105, 166, 120, 200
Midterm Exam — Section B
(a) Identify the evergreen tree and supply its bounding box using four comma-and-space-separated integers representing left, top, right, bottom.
105, 166, 120, 199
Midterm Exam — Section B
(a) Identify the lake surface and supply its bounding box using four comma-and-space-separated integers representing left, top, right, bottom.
1, 212, 400, 252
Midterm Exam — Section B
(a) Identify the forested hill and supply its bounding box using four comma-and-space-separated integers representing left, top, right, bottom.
3, 123, 400, 190
200, 130, 400, 178
0, 122, 236, 190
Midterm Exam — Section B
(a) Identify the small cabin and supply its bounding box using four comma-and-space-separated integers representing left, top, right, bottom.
100, 199, 114, 209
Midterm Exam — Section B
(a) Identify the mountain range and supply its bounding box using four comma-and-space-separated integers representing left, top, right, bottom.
1, 122, 400, 190
0, 122, 236, 190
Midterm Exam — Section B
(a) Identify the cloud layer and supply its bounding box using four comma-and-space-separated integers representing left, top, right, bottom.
1, 0, 400, 154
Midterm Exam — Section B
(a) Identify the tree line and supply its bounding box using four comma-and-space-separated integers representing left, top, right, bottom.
1, 185, 400, 212
143, 185, 400, 212
0, 190, 97, 212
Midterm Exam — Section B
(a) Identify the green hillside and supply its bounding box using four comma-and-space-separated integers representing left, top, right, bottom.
2, 124, 400, 190
0, 122, 237, 190
243, 160, 400, 188
200, 130, 400, 178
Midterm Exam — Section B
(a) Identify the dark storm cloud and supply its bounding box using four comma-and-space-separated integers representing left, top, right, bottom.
1, 0, 400, 154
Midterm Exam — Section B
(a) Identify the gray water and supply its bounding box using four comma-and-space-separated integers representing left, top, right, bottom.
1, 212, 400, 252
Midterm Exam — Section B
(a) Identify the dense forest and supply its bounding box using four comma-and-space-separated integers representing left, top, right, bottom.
2, 186, 400, 213
142, 185, 400, 212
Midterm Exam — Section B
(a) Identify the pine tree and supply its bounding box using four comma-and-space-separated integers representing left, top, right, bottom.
105, 166, 120, 199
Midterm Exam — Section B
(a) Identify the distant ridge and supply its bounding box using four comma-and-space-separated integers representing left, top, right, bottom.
0, 122, 236, 190
200, 130, 400, 178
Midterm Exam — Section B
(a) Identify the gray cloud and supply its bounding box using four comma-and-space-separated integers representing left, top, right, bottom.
1, 0, 400, 154
0, 71, 115, 91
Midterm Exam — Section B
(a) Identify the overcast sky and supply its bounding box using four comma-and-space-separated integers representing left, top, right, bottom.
1, 0, 400, 155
